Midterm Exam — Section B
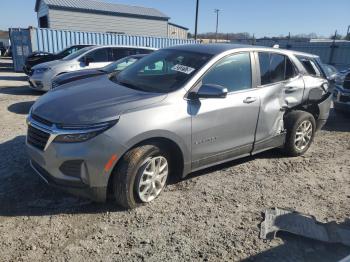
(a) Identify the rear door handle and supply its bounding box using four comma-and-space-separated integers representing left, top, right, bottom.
243, 97, 257, 104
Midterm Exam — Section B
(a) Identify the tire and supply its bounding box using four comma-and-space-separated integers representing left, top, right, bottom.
283, 110, 316, 157
112, 144, 170, 209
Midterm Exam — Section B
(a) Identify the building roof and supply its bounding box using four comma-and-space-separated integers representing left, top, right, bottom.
35, 0, 169, 20
168, 22, 188, 31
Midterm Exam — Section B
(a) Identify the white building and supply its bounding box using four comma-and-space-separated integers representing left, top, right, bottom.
35, 0, 188, 39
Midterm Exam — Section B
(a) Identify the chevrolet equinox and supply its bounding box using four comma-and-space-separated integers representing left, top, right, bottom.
26, 44, 332, 208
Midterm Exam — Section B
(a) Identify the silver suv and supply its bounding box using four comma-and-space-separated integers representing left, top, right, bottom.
26, 44, 332, 208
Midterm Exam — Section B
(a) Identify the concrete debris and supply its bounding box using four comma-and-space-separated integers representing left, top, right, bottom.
260, 208, 350, 247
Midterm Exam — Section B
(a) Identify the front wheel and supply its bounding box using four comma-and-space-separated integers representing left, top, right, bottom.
283, 111, 316, 157
112, 144, 170, 209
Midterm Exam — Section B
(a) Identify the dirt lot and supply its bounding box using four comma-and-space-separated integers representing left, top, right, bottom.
0, 57, 349, 262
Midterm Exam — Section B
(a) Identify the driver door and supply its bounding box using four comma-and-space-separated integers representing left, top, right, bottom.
190, 52, 260, 170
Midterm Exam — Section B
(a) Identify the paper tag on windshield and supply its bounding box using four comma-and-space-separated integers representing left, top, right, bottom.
171, 64, 195, 75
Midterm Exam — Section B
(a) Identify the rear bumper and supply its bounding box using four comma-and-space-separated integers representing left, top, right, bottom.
316, 93, 332, 131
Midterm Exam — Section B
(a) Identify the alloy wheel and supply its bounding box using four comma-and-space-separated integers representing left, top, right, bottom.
294, 120, 313, 151
137, 156, 168, 203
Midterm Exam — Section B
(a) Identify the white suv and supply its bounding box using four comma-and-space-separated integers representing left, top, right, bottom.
28, 45, 155, 91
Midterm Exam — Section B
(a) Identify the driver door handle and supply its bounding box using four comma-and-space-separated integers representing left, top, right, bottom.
243, 97, 257, 104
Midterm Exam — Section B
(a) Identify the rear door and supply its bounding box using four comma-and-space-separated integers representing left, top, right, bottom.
190, 52, 260, 169
253, 52, 304, 152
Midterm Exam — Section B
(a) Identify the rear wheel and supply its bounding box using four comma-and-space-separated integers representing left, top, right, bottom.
112, 144, 170, 209
284, 111, 316, 156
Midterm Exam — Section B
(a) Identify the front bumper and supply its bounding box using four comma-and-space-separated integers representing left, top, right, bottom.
28, 71, 54, 91
30, 160, 106, 202
26, 120, 127, 202
23, 65, 32, 75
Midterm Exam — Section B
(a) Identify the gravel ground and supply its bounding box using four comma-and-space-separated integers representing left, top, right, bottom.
0, 57, 349, 262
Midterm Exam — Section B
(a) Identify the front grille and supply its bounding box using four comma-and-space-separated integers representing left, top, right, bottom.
339, 95, 350, 103
27, 125, 50, 150
31, 114, 53, 127
59, 160, 83, 178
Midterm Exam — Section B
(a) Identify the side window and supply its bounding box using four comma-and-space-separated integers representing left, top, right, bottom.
114, 58, 138, 71
258, 52, 297, 85
111, 48, 131, 61
259, 53, 270, 85
202, 53, 252, 93
143, 60, 165, 75
85, 48, 109, 63
297, 56, 321, 77
136, 49, 153, 55
285, 57, 296, 79
269, 54, 285, 83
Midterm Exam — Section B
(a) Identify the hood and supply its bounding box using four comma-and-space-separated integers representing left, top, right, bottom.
32, 59, 68, 70
27, 51, 53, 58
31, 75, 167, 124
54, 69, 104, 86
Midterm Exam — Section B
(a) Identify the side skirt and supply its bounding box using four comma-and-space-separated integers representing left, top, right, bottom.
251, 132, 286, 155
191, 144, 252, 172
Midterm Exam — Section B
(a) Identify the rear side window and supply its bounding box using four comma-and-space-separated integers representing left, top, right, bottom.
297, 56, 321, 77
110, 48, 153, 61
202, 52, 252, 93
270, 54, 285, 83
85, 48, 109, 62
258, 52, 297, 85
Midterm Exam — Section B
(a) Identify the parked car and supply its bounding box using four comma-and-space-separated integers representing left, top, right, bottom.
51, 54, 148, 89
333, 71, 350, 113
26, 44, 332, 208
23, 45, 92, 75
28, 46, 155, 91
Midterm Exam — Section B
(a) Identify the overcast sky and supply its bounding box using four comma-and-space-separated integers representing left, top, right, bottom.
1, 0, 350, 37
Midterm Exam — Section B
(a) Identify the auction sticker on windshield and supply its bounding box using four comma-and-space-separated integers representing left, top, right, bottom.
171, 64, 195, 75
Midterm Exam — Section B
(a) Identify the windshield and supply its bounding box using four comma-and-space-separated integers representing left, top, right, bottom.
62, 46, 95, 61
102, 56, 140, 73
111, 49, 212, 93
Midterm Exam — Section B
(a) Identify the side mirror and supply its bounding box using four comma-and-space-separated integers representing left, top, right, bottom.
189, 84, 228, 99
84, 57, 94, 66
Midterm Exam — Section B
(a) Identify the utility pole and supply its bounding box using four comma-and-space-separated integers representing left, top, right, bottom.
194, 0, 199, 40
214, 9, 220, 43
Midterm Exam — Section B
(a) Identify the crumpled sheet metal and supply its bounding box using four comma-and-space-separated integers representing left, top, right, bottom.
260, 208, 350, 247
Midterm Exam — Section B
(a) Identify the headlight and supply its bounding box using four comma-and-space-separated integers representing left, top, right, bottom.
54, 120, 118, 143
35, 67, 51, 74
